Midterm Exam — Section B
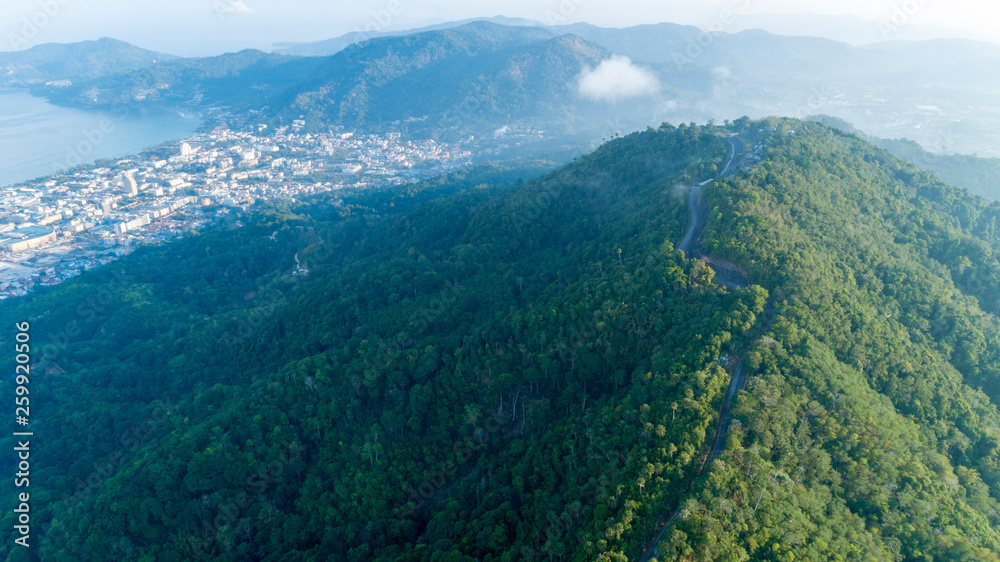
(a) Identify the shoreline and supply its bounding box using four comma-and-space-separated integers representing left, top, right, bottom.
0, 89, 205, 189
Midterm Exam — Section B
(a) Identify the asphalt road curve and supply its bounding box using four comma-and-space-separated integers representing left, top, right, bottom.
638, 133, 772, 562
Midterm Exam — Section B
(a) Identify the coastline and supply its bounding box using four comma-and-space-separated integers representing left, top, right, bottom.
0, 89, 203, 188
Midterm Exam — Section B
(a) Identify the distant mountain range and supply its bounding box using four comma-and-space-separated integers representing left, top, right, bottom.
268, 23, 611, 136
4, 21, 1000, 156
23, 23, 662, 140
273, 15, 543, 57
715, 12, 1000, 46
0, 37, 176, 85
274, 13, 1000, 56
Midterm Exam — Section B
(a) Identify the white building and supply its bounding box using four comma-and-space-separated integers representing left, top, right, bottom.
121, 173, 138, 197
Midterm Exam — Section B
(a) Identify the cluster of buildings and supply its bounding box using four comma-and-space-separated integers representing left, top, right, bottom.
0, 124, 476, 299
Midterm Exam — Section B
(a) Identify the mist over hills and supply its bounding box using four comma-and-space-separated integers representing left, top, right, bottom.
720, 12, 1000, 45
273, 15, 543, 57
274, 14, 1000, 57
0, 37, 177, 85
267, 23, 610, 136
4, 20, 999, 157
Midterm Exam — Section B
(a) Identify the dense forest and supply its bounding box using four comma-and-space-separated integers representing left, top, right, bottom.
4, 119, 1000, 561
874, 137, 1000, 203
809, 114, 1000, 202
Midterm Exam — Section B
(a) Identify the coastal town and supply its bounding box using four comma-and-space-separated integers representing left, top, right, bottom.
0, 123, 478, 298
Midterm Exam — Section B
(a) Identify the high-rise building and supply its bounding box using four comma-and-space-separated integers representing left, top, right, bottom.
180, 143, 194, 157
121, 173, 138, 197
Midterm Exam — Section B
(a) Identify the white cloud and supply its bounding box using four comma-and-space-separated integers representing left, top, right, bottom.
222, 1, 255, 16
577, 55, 660, 103
712, 66, 731, 80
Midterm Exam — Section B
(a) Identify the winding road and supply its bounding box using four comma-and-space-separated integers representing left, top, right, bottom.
678, 136, 746, 258
638, 134, 771, 562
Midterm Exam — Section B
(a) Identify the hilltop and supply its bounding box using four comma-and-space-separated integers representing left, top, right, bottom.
3, 119, 1000, 560
0, 37, 177, 85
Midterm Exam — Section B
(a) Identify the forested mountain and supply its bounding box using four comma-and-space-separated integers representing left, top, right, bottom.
5, 119, 1000, 560
35, 48, 325, 112
810, 114, 1000, 201
0, 38, 177, 86
274, 16, 543, 57
22, 21, 1000, 155
36, 23, 623, 138
262, 22, 1000, 155
271, 26, 617, 137
874, 137, 1000, 201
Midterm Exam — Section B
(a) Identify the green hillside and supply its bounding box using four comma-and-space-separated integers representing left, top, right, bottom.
33, 23, 620, 140
809, 114, 1000, 202
276, 25, 610, 136
0, 38, 177, 86
4, 119, 1000, 561
36, 49, 324, 111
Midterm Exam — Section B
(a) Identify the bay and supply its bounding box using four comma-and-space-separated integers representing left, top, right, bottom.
0, 89, 201, 187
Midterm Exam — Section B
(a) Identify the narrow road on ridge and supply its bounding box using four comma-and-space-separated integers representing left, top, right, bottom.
638, 133, 773, 562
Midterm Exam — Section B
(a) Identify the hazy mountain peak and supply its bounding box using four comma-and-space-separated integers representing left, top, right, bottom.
0, 38, 177, 85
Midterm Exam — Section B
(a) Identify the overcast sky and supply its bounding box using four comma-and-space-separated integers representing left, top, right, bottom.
2, 0, 998, 56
